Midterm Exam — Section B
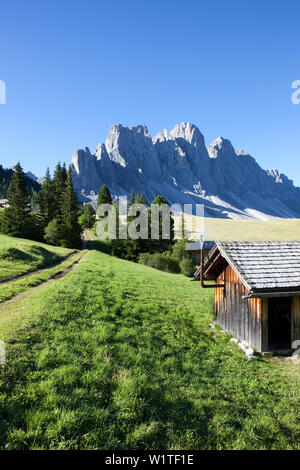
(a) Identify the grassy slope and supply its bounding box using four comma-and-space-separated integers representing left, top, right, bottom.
0, 250, 299, 450
0, 234, 73, 282
0, 251, 84, 303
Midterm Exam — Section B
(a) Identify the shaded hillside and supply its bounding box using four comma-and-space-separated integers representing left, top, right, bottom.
0, 233, 73, 282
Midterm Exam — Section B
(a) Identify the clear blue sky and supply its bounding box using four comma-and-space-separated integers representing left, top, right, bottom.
1, 0, 300, 184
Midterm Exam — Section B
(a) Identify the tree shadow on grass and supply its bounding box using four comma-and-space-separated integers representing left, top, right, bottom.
87, 239, 111, 254
0, 247, 36, 262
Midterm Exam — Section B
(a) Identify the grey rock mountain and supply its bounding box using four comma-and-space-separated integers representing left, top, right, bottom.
26, 171, 38, 181
71, 123, 300, 220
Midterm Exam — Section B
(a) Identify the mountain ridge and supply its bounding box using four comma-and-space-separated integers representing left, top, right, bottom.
71, 123, 300, 220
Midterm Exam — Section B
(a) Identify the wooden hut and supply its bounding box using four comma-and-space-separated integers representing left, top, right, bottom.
194, 241, 300, 353
186, 241, 214, 265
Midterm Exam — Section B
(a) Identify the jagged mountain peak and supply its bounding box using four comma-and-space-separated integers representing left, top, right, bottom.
170, 122, 205, 149
105, 123, 153, 154
207, 136, 235, 159
26, 171, 38, 181
94, 143, 107, 161
152, 128, 172, 144
107, 123, 150, 137
132, 124, 151, 136
236, 149, 248, 156
267, 169, 283, 183
71, 123, 300, 220
72, 147, 93, 174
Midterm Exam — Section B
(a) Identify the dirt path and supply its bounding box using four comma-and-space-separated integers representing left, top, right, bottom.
45, 252, 86, 281
0, 251, 77, 286
82, 230, 94, 249
0, 251, 87, 308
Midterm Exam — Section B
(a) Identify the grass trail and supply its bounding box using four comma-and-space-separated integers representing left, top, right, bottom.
0, 234, 73, 282
0, 251, 85, 304
82, 230, 94, 250
0, 250, 299, 450
0, 252, 76, 286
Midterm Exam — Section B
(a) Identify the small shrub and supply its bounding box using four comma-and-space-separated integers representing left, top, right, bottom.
0, 211, 6, 234
44, 218, 61, 246
139, 252, 180, 273
164, 255, 181, 273
171, 239, 188, 263
179, 256, 196, 277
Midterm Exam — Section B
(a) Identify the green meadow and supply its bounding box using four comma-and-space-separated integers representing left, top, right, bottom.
0, 234, 73, 282
0, 247, 299, 450
0, 251, 84, 304
177, 216, 300, 241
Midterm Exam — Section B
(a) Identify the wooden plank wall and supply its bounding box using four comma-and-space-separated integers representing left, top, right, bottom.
292, 296, 300, 347
215, 266, 262, 351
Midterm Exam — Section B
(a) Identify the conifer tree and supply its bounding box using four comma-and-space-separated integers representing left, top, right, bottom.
79, 204, 96, 229
97, 185, 112, 207
129, 189, 135, 206
52, 162, 64, 217
59, 166, 82, 248
149, 195, 174, 252
37, 168, 55, 227
136, 192, 147, 205
61, 162, 68, 185
3, 162, 31, 237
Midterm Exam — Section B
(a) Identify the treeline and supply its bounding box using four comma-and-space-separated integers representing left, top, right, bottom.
0, 164, 40, 204
0, 164, 196, 274
0, 162, 82, 248
97, 186, 195, 276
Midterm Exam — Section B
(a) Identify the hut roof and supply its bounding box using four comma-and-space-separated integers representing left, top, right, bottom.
195, 241, 300, 294
186, 241, 214, 251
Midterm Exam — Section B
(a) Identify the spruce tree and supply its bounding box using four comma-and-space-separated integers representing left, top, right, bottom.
97, 185, 112, 207
3, 162, 31, 237
37, 168, 55, 227
79, 204, 96, 229
149, 195, 174, 252
152, 195, 167, 205
52, 162, 64, 217
136, 192, 147, 205
61, 162, 68, 185
129, 189, 135, 206
59, 166, 82, 248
